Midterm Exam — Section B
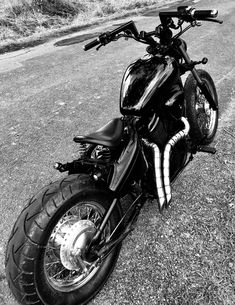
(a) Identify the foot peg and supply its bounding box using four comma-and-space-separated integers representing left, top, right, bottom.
197, 145, 216, 154
54, 162, 69, 172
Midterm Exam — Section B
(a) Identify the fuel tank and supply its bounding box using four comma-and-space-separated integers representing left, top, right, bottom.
120, 55, 180, 116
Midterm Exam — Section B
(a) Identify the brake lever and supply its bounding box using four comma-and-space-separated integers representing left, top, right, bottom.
203, 18, 223, 24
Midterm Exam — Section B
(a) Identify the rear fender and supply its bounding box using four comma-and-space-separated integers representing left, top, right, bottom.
109, 133, 147, 194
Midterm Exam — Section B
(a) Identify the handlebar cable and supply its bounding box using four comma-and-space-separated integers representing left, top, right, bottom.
172, 22, 196, 40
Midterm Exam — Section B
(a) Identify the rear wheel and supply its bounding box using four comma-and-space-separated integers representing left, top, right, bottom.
5, 174, 122, 305
184, 69, 218, 144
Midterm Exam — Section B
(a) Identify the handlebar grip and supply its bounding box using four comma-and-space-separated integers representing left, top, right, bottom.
83, 38, 100, 51
193, 9, 218, 19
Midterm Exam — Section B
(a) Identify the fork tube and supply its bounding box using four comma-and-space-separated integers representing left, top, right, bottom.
178, 41, 218, 110
178, 43, 201, 80
178, 42, 203, 83
92, 198, 118, 242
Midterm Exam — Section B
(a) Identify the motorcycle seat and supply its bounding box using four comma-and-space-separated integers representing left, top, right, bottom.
73, 118, 124, 148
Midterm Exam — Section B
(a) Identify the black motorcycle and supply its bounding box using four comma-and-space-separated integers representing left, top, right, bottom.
5, 6, 223, 305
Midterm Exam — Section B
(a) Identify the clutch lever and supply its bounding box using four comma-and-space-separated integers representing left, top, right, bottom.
96, 44, 103, 51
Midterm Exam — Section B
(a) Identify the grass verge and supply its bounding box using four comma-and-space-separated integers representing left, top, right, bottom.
0, 0, 177, 53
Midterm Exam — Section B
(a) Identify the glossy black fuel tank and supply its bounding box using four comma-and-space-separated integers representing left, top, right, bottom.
120, 55, 179, 116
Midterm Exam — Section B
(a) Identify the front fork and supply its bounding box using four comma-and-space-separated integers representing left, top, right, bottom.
178, 41, 218, 110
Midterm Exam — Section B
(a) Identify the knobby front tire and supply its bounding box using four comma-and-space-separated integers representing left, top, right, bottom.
5, 174, 122, 305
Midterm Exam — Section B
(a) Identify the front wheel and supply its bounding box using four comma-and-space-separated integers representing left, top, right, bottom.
5, 174, 122, 305
184, 69, 219, 144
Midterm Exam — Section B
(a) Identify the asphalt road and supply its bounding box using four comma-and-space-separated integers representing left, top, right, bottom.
0, 0, 234, 304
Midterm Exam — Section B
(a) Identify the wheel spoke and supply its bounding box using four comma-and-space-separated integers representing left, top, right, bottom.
45, 260, 61, 267
44, 200, 110, 292
51, 267, 67, 279
86, 206, 92, 219
93, 212, 101, 225
195, 86, 217, 136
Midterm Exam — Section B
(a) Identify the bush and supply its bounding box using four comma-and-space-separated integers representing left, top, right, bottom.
93, 1, 116, 17
0, 0, 165, 45
3, 0, 87, 17
33, 0, 87, 17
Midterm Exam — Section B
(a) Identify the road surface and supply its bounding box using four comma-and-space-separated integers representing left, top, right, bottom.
0, 0, 234, 304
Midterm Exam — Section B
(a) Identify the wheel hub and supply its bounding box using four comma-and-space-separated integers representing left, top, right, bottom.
60, 220, 96, 270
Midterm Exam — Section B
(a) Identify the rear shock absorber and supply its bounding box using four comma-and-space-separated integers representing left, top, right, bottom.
100, 147, 111, 162
77, 143, 88, 158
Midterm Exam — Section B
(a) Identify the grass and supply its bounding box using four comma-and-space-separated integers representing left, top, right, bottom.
0, 0, 173, 48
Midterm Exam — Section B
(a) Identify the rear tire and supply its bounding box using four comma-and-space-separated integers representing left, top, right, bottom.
184, 69, 218, 144
5, 174, 122, 305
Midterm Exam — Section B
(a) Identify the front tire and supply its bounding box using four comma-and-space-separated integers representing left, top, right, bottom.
5, 174, 122, 305
184, 69, 219, 144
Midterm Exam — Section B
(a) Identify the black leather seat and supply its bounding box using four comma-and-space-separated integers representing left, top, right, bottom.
73, 118, 124, 148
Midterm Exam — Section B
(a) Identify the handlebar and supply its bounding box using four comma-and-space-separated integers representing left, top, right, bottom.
192, 9, 218, 19
84, 20, 139, 51
84, 6, 222, 51
83, 38, 100, 51
159, 8, 218, 19
159, 6, 222, 25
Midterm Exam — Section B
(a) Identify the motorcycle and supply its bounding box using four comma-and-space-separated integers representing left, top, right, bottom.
5, 6, 223, 305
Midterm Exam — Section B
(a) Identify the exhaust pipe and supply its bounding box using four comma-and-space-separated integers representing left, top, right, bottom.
163, 117, 190, 205
142, 139, 166, 211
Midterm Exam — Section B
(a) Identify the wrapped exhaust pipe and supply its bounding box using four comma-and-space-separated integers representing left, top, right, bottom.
163, 117, 190, 205
142, 139, 166, 211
